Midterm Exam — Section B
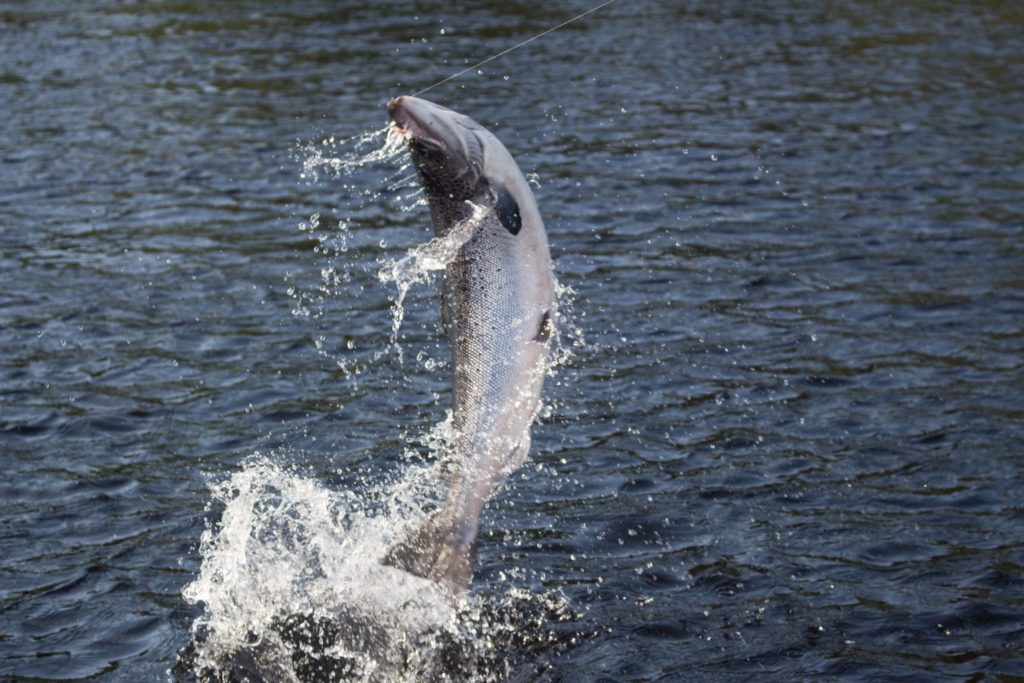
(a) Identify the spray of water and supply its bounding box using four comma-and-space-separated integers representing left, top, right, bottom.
298, 125, 406, 184
180, 455, 468, 680
179, 450, 581, 681
376, 200, 489, 360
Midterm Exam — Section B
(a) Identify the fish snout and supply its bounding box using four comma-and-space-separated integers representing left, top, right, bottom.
387, 96, 409, 127
387, 95, 447, 152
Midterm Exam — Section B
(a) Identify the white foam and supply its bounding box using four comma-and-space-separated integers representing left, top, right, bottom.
182, 455, 463, 678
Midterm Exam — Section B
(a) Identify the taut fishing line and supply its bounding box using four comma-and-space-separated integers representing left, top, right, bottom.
411, 0, 621, 97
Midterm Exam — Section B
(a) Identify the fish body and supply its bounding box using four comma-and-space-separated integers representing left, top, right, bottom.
384, 95, 555, 591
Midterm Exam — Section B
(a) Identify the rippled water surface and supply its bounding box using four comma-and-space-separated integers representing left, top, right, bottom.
2, 1, 1023, 681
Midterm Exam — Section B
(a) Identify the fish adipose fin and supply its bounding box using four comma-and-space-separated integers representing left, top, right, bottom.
381, 511, 477, 593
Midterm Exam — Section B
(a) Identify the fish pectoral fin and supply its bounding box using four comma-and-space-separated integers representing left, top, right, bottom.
381, 511, 476, 593
533, 309, 553, 343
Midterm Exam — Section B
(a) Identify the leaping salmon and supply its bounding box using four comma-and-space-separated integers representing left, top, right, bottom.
382, 95, 556, 593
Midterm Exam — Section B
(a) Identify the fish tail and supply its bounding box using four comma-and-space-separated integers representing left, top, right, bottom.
381, 510, 477, 593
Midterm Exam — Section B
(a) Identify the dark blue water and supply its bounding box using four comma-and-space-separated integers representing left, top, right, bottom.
2, 1, 1023, 680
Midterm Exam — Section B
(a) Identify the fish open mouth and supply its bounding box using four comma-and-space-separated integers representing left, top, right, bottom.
387, 97, 446, 151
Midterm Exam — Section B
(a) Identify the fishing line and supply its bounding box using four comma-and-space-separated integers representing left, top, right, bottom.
411, 0, 621, 97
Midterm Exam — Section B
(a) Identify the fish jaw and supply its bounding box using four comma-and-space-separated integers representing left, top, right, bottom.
387, 95, 483, 202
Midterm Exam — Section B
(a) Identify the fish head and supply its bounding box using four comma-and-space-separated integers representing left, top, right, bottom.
387, 95, 487, 203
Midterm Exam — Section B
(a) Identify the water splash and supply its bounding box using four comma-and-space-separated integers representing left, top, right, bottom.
285, 124, 420, 381
180, 456, 448, 677
549, 277, 584, 374
287, 125, 577, 377
297, 125, 406, 184
177, 456, 583, 682
376, 200, 489, 360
